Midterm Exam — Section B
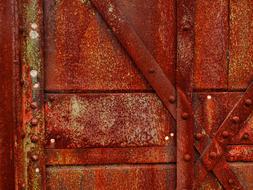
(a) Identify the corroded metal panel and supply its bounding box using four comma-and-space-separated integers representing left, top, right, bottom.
44, 0, 176, 91
45, 147, 175, 165
46, 165, 176, 190
194, 0, 229, 90
0, 0, 16, 189
229, 0, 253, 90
45, 93, 175, 148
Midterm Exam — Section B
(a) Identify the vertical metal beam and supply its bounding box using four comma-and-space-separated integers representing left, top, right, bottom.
0, 0, 17, 189
176, 0, 195, 189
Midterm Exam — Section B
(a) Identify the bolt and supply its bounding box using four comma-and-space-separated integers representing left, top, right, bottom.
242, 133, 249, 140
245, 99, 252, 107
169, 95, 176, 103
232, 116, 240, 124
31, 154, 39, 161
30, 102, 38, 109
209, 152, 217, 159
222, 131, 229, 138
31, 118, 38, 126
30, 135, 39, 143
181, 112, 189, 120
195, 133, 203, 140
184, 154, 191, 161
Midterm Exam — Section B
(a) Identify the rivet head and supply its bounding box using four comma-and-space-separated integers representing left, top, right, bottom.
232, 116, 240, 124
48, 96, 55, 102
31, 154, 39, 161
243, 133, 249, 140
30, 102, 38, 109
209, 152, 217, 159
228, 179, 234, 184
31, 118, 38, 126
148, 68, 155, 74
30, 135, 39, 143
183, 154, 191, 161
222, 131, 229, 138
181, 112, 189, 120
245, 99, 252, 106
169, 95, 176, 103
50, 138, 56, 144
195, 133, 203, 140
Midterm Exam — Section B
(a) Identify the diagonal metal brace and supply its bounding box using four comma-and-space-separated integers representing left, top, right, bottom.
90, 0, 177, 120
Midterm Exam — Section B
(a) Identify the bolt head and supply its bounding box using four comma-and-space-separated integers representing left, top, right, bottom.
209, 152, 217, 159
232, 116, 240, 124
30, 135, 39, 143
228, 179, 234, 184
222, 131, 229, 138
195, 133, 203, 140
181, 112, 189, 120
30, 102, 38, 109
245, 99, 252, 107
243, 133, 249, 140
169, 95, 176, 103
31, 118, 38, 126
31, 154, 39, 161
183, 154, 191, 161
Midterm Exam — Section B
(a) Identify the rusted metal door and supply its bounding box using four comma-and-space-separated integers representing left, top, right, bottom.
1, 0, 253, 189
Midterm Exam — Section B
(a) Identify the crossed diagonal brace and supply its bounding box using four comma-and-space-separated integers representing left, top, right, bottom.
90, 0, 252, 189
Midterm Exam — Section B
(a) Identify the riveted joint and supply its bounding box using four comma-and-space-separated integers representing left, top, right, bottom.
209, 152, 217, 159
183, 154, 191, 162
181, 112, 189, 120
232, 116, 240, 124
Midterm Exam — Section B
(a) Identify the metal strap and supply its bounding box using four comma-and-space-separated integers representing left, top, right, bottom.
90, 0, 176, 120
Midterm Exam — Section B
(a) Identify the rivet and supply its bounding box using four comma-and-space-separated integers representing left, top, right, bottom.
207, 95, 212, 100
232, 116, 240, 124
195, 133, 203, 140
148, 68, 155, 74
228, 179, 234, 184
31, 118, 38, 126
170, 133, 175, 137
50, 138, 56, 143
30, 70, 38, 78
30, 135, 39, 143
30, 102, 38, 109
31, 23, 38, 29
181, 112, 189, 120
56, 135, 61, 139
31, 154, 39, 161
222, 131, 229, 138
169, 95, 176, 103
33, 83, 40, 89
245, 99, 252, 107
29, 30, 39, 39
183, 154, 191, 161
209, 152, 217, 159
242, 133, 249, 140
35, 168, 40, 173
20, 183, 26, 189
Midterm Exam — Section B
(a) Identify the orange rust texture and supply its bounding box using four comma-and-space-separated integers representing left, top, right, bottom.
45, 147, 175, 165
45, 93, 175, 148
46, 165, 176, 190
226, 145, 253, 162
44, 0, 176, 91
229, 0, 253, 90
194, 0, 228, 90
230, 163, 253, 189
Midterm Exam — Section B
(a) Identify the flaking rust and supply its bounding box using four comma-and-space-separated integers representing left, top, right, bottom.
18, 0, 45, 189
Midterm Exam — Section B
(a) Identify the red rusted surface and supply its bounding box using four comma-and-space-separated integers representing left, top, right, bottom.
229, 0, 253, 90
44, 0, 176, 92
226, 145, 253, 162
0, 0, 16, 189
45, 93, 175, 148
176, 0, 195, 189
46, 147, 175, 165
46, 165, 176, 190
194, 0, 229, 90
